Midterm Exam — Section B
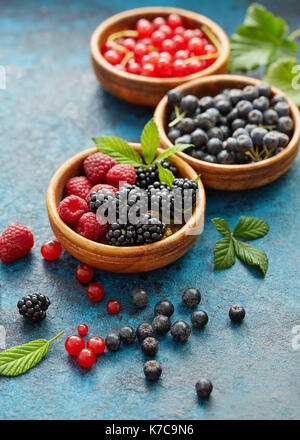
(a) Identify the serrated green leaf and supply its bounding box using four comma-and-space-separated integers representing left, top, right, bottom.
233, 216, 269, 240
154, 144, 191, 163
212, 218, 232, 236
214, 236, 235, 271
141, 120, 159, 165
157, 162, 175, 187
93, 136, 143, 166
0, 339, 49, 377
228, 3, 298, 72
263, 57, 300, 107
233, 239, 268, 276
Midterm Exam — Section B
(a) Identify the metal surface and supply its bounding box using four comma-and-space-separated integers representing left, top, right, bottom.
0, 0, 299, 420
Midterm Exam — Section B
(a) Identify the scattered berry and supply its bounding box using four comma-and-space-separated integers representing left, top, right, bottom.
131, 288, 150, 308
17, 293, 50, 322
65, 176, 92, 200
86, 336, 106, 354
141, 337, 159, 356
77, 324, 89, 336
191, 310, 208, 329
106, 164, 136, 188
170, 320, 191, 341
105, 333, 121, 351
77, 348, 96, 368
76, 212, 108, 241
144, 360, 162, 381
154, 299, 174, 317
152, 315, 171, 335
229, 305, 245, 322
59, 195, 88, 227
195, 378, 213, 398
83, 152, 117, 184
65, 335, 85, 355
0, 224, 34, 263
86, 283, 105, 303
119, 326, 136, 345
75, 264, 94, 284
136, 323, 154, 341
107, 299, 122, 314
182, 288, 201, 307
41, 240, 62, 261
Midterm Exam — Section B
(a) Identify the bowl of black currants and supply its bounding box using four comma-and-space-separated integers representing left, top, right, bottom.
154, 74, 300, 190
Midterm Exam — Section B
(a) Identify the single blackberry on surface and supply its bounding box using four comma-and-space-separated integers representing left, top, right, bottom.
135, 214, 166, 245
17, 293, 50, 322
106, 221, 136, 246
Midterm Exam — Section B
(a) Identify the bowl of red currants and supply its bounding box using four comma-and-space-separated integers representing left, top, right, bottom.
154, 74, 300, 190
90, 7, 230, 106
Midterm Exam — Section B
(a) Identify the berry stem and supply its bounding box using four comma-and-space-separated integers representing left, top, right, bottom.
288, 28, 300, 40
185, 52, 219, 64
168, 110, 186, 127
107, 30, 138, 55
121, 51, 134, 66
48, 331, 64, 344
201, 25, 221, 52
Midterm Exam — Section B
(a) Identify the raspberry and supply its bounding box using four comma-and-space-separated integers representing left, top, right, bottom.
106, 164, 136, 188
83, 153, 117, 184
0, 224, 34, 263
65, 176, 92, 200
59, 195, 88, 227
76, 212, 108, 241
85, 183, 117, 203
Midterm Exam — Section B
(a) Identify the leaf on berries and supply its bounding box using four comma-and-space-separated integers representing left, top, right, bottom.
214, 236, 235, 271
233, 240, 268, 276
0, 332, 63, 377
141, 119, 159, 165
233, 216, 269, 240
194, 174, 202, 183
157, 162, 175, 187
93, 136, 143, 166
212, 218, 232, 236
154, 144, 191, 164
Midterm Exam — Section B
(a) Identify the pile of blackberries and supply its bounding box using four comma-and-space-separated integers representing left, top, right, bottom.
166, 82, 293, 164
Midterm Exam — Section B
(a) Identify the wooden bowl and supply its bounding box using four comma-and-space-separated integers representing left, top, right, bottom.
46, 144, 206, 273
154, 74, 300, 190
90, 7, 230, 107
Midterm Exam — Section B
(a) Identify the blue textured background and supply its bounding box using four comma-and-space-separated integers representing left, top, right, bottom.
0, 0, 299, 420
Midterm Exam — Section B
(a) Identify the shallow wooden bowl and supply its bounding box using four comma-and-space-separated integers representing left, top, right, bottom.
90, 7, 230, 107
154, 74, 300, 190
46, 144, 205, 273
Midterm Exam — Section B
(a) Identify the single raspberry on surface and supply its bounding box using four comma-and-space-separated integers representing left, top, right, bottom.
59, 195, 88, 227
76, 212, 108, 241
85, 183, 117, 203
0, 224, 34, 263
65, 176, 92, 200
83, 153, 117, 184
106, 164, 136, 188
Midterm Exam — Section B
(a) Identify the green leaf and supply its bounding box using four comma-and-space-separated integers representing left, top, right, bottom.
263, 57, 300, 107
157, 162, 175, 187
233, 216, 269, 240
214, 236, 235, 271
0, 332, 63, 377
154, 144, 191, 164
233, 240, 268, 276
93, 136, 143, 166
140, 120, 159, 165
228, 3, 298, 72
212, 218, 232, 236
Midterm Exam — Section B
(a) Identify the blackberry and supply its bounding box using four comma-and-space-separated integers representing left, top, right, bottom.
152, 315, 171, 335
116, 184, 147, 219
135, 214, 166, 245
229, 305, 246, 322
195, 378, 213, 398
119, 326, 136, 345
171, 320, 191, 342
172, 178, 198, 212
141, 337, 159, 356
144, 360, 162, 381
131, 288, 149, 308
136, 323, 154, 341
135, 161, 178, 189
105, 333, 121, 351
88, 189, 117, 215
106, 221, 136, 246
154, 299, 174, 317
148, 182, 174, 219
182, 288, 201, 308
191, 310, 208, 329
17, 293, 50, 322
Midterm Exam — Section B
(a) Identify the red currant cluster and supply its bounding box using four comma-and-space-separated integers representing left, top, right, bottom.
65, 326, 106, 368
102, 14, 218, 78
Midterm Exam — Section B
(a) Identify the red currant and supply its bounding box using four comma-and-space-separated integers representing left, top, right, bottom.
86, 336, 106, 354
161, 38, 176, 54
41, 240, 62, 261
77, 324, 89, 336
148, 51, 160, 64
75, 264, 94, 284
152, 30, 166, 47
172, 34, 185, 50
173, 26, 186, 36
187, 59, 204, 75
65, 335, 85, 355
167, 13, 184, 29
183, 29, 194, 41
174, 49, 190, 60
139, 37, 152, 47
172, 59, 187, 77
86, 283, 105, 303
104, 49, 122, 65
115, 64, 125, 71
188, 37, 205, 55
141, 54, 151, 65
77, 348, 96, 368
205, 43, 217, 54
159, 51, 172, 61
159, 24, 173, 38
152, 16, 166, 29
122, 37, 136, 51
126, 60, 141, 75
141, 63, 155, 77
134, 42, 148, 58
156, 56, 172, 77
136, 19, 153, 38
107, 300, 122, 315
193, 28, 204, 38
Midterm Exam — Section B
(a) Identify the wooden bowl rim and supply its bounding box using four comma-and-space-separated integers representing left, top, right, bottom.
154, 74, 300, 172
90, 6, 230, 85
46, 143, 206, 257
